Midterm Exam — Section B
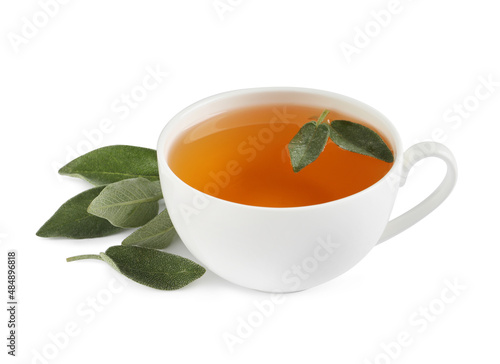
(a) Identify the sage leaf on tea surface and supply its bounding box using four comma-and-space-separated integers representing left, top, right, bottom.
88, 178, 163, 228
36, 186, 122, 239
59, 145, 159, 186
67, 246, 206, 290
288, 121, 330, 172
329, 120, 394, 163
122, 209, 177, 249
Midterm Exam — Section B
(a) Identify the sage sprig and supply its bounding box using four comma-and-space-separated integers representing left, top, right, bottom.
288, 110, 394, 172
67, 246, 206, 290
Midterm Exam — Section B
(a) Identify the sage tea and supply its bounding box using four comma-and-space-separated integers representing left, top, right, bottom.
168, 104, 394, 207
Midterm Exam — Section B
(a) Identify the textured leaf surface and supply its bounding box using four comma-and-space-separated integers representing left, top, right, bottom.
103, 246, 205, 290
37, 186, 122, 239
88, 178, 162, 228
59, 145, 159, 186
122, 209, 177, 249
288, 121, 330, 172
329, 120, 394, 163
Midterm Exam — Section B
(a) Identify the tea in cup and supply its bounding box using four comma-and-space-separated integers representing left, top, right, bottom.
157, 87, 457, 292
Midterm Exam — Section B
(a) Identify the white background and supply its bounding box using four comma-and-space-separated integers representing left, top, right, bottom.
1, 0, 499, 363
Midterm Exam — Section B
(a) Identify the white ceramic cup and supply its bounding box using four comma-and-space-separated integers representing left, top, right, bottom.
157, 88, 457, 293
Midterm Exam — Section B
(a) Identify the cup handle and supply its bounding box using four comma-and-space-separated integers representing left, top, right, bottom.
377, 142, 458, 244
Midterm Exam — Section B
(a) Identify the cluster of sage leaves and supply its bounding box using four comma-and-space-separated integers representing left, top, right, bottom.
37, 145, 205, 290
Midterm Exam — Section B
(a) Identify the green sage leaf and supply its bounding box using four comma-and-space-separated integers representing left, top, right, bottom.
67, 246, 206, 290
329, 120, 394, 163
122, 209, 177, 249
288, 121, 330, 172
59, 145, 159, 186
88, 178, 163, 228
36, 186, 122, 239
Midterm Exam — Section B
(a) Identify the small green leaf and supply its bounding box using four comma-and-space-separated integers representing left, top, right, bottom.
88, 178, 163, 228
59, 145, 159, 186
67, 246, 206, 290
122, 209, 177, 249
36, 186, 122, 239
288, 121, 330, 172
329, 120, 394, 163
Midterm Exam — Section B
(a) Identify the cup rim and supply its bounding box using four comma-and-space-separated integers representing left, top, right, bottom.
157, 87, 403, 211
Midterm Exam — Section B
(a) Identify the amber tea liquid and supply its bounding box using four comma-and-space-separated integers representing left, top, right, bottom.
168, 104, 394, 207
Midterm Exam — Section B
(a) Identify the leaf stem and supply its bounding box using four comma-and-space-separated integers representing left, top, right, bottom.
66, 254, 103, 262
316, 109, 330, 125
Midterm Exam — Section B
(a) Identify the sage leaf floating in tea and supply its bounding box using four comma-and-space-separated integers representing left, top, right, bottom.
288, 121, 330, 173
67, 246, 206, 290
122, 209, 177, 249
59, 145, 159, 186
288, 110, 394, 172
329, 120, 394, 163
36, 186, 123, 239
88, 178, 163, 228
